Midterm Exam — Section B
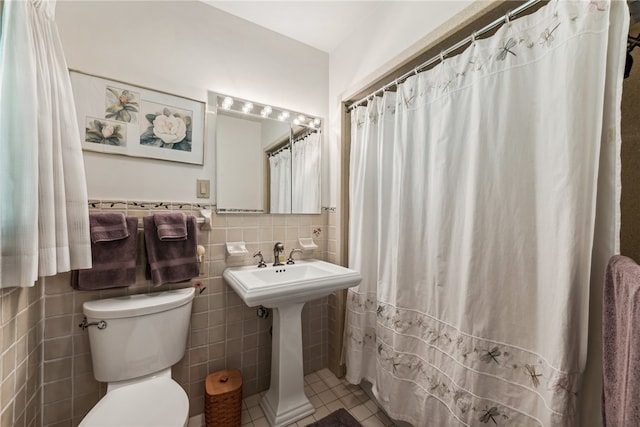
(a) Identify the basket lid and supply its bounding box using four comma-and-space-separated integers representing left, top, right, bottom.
206, 369, 243, 395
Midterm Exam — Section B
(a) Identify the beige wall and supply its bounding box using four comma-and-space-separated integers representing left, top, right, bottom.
0, 286, 42, 427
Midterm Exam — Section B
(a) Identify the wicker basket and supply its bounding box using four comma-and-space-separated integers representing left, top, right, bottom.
205, 369, 243, 427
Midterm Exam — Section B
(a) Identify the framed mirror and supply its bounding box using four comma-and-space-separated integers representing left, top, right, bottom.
212, 92, 322, 214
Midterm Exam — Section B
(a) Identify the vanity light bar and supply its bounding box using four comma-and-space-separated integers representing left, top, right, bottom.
215, 94, 320, 129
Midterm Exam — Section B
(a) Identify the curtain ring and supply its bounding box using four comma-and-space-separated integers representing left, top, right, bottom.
439, 51, 445, 63
470, 31, 478, 46
504, 10, 512, 26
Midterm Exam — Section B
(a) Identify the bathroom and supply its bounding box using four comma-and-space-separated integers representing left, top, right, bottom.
1, 0, 639, 426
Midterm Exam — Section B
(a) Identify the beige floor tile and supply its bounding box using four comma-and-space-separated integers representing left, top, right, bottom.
317, 388, 339, 405
350, 402, 374, 421
252, 417, 270, 427
316, 368, 334, 380
375, 411, 396, 427
304, 384, 315, 397
352, 388, 367, 399
241, 409, 251, 425
309, 395, 324, 409
304, 372, 321, 384
313, 406, 331, 420
339, 393, 363, 409
248, 405, 265, 420
309, 380, 329, 394
296, 415, 316, 426
364, 399, 379, 414
331, 383, 351, 398
326, 399, 344, 412
322, 374, 342, 388
244, 394, 262, 408
362, 415, 387, 427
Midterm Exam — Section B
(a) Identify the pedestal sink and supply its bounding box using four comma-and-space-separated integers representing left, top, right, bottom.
223, 259, 362, 427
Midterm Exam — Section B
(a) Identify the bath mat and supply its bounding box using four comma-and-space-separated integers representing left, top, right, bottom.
305, 408, 362, 427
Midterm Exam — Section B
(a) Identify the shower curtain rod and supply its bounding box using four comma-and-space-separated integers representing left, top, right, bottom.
269, 128, 319, 157
346, 0, 542, 112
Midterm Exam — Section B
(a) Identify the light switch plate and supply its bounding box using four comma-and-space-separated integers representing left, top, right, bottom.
196, 179, 210, 198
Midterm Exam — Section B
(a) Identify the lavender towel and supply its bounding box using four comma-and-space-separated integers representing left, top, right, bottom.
89, 212, 129, 243
144, 215, 199, 286
154, 212, 187, 241
603, 255, 640, 427
71, 216, 138, 290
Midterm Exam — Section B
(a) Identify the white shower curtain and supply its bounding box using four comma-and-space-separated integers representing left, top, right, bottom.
0, 0, 91, 288
270, 148, 292, 214
292, 130, 321, 213
345, 1, 627, 426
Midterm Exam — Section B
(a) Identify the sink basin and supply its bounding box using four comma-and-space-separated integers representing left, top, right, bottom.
223, 259, 362, 307
223, 259, 361, 427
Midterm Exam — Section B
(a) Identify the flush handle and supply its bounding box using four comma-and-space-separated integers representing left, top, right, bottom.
79, 317, 108, 330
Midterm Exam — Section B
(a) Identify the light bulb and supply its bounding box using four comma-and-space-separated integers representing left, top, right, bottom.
313, 118, 321, 126
261, 106, 272, 117
242, 102, 254, 113
222, 97, 233, 109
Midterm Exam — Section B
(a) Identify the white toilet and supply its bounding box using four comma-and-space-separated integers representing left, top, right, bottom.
79, 287, 195, 427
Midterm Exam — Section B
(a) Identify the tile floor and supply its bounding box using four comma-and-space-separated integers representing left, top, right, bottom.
240, 368, 397, 427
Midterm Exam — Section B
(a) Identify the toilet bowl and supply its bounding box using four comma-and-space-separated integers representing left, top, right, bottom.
79, 371, 188, 427
79, 287, 195, 427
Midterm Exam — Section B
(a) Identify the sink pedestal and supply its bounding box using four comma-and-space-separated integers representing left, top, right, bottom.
260, 302, 314, 427
222, 259, 362, 426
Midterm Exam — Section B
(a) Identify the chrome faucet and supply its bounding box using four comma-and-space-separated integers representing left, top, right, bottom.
273, 242, 285, 266
253, 251, 267, 268
286, 248, 302, 265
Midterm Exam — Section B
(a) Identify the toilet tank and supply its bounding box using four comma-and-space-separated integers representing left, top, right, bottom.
82, 287, 195, 383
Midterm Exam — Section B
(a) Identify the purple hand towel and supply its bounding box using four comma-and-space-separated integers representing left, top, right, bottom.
71, 216, 138, 290
144, 215, 199, 286
89, 212, 129, 243
154, 212, 187, 241
603, 255, 640, 427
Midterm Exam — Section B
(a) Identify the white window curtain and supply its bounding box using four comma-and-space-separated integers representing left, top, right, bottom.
291, 131, 321, 213
269, 148, 292, 214
0, 0, 91, 288
345, 1, 627, 426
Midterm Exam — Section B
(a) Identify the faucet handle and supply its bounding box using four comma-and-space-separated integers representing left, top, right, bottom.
286, 248, 302, 265
253, 251, 267, 268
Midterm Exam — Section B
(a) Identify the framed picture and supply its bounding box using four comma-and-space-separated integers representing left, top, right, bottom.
69, 70, 205, 165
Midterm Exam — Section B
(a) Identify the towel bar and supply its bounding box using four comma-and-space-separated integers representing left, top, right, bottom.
134, 209, 212, 230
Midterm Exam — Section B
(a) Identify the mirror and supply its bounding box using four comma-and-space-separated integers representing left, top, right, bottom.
212, 92, 322, 214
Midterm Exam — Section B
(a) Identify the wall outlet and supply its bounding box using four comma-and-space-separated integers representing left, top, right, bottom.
196, 179, 210, 198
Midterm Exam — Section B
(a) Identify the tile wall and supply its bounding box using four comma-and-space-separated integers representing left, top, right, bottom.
37, 200, 338, 426
0, 285, 43, 427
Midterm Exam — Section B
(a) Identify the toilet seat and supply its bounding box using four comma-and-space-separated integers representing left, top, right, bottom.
79, 377, 189, 427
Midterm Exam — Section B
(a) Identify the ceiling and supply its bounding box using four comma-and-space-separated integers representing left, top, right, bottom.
200, 1, 386, 53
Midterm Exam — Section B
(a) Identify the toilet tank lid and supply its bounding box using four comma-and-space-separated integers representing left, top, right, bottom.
83, 287, 195, 319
